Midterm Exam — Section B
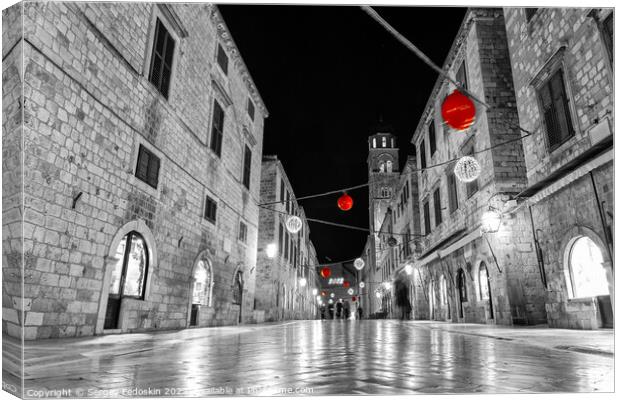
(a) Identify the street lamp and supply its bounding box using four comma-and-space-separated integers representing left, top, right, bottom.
312, 288, 318, 296
404, 264, 413, 275
375, 291, 381, 298
299, 277, 307, 287
286, 216, 303, 233
265, 243, 277, 258
481, 209, 502, 233
316, 295, 321, 302
382, 281, 391, 290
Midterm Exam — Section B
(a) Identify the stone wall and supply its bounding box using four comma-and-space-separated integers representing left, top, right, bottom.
2, 3, 25, 340
504, 8, 614, 329
8, 2, 266, 339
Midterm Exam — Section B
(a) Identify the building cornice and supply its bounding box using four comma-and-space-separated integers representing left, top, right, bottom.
210, 5, 269, 118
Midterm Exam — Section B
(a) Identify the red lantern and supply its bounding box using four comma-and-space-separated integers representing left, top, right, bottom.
337, 193, 353, 211
441, 89, 476, 131
343, 281, 350, 288
352, 296, 357, 302
321, 291, 326, 297
320, 267, 331, 279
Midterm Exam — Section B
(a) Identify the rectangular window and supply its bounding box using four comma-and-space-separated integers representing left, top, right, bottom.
242, 145, 252, 189
428, 120, 436, 156
537, 69, 574, 150
423, 200, 431, 235
217, 44, 228, 75
448, 172, 459, 214
280, 179, 285, 202
210, 100, 225, 157
433, 188, 442, 226
238, 222, 247, 243
456, 61, 468, 90
148, 19, 175, 99
286, 191, 291, 214
247, 99, 255, 121
204, 196, 217, 223
420, 139, 427, 169
135, 144, 160, 189
525, 8, 538, 22
284, 231, 289, 262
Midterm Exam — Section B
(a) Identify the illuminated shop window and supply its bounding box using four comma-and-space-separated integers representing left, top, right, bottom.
568, 236, 609, 298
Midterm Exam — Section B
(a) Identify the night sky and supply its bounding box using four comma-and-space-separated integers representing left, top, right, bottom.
219, 5, 466, 263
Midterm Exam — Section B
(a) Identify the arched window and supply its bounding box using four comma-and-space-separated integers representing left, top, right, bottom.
232, 270, 243, 305
382, 136, 387, 147
457, 268, 467, 302
192, 258, 213, 306
479, 263, 490, 300
386, 160, 393, 173
372, 138, 377, 148
568, 236, 609, 298
109, 231, 149, 299
440, 275, 448, 305
379, 161, 386, 172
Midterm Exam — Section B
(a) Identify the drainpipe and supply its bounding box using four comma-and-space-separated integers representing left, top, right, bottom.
528, 206, 548, 289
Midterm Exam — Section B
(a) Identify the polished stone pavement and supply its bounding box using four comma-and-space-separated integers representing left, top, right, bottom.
3, 320, 614, 397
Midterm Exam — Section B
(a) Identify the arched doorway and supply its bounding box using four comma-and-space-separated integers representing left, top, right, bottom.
479, 262, 494, 320
428, 281, 435, 320
566, 235, 612, 327
232, 270, 244, 323
457, 268, 467, 319
189, 254, 213, 327
104, 231, 149, 329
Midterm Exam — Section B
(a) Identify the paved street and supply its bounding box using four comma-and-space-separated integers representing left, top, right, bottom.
3, 320, 613, 397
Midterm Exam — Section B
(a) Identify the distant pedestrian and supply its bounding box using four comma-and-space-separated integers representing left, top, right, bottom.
357, 303, 363, 320
336, 300, 343, 319
328, 303, 334, 319
395, 282, 412, 320
343, 301, 350, 319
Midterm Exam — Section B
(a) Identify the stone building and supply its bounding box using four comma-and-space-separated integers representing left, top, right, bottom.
2, 2, 268, 339
255, 155, 319, 322
383, 8, 548, 326
316, 262, 359, 318
502, 7, 614, 329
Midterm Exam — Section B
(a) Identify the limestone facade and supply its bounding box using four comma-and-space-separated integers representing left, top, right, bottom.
2, 2, 267, 339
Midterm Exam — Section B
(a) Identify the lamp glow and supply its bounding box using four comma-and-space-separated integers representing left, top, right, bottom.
312, 288, 318, 296
454, 156, 481, 183
330, 293, 335, 298
265, 243, 277, 258
382, 282, 391, 290
481, 210, 502, 233
316, 295, 321, 302
375, 291, 381, 298
404, 264, 413, 275
359, 282, 365, 288
299, 277, 307, 287
328, 299, 334, 304
354, 258, 365, 270
286, 216, 303, 233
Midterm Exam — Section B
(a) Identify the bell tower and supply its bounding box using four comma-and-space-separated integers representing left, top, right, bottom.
367, 127, 400, 236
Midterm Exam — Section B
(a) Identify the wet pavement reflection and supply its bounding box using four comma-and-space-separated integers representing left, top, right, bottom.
9, 320, 613, 396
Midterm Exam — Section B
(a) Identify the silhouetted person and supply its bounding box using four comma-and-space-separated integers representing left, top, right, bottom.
336, 300, 343, 319
395, 282, 412, 320
344, 301, 350, 319
357, 303, 363, 320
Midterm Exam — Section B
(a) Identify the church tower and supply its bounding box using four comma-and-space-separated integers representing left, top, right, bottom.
367, 128, 400, 238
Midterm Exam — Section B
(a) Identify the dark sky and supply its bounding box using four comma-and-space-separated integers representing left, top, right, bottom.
219, 5, 466, 263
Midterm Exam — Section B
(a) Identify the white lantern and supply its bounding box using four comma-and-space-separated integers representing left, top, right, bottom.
354, 258, 365, 270
481, 210, 502, 233
286, 216, 303, 233
375, 291, 381, 298
359, 282, 365, 289
330, 293, 335, 298
265, 243, 277, 258
299, 277, 307, 287
312, 288, 318, 296
404, 264, 413, 275
454, 156, 481, 183
347, 288, 354, 295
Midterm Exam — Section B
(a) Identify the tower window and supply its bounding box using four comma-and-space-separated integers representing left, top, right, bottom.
382, 137, 387, 147
386, 160, 393, 173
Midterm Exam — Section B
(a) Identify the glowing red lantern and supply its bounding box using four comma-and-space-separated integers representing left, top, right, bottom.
343, 281, 350, 288
321, 291, 326, 297
352, 296, 357, 302
320, 267, 331, 279
441, 89, 476, 131
337, 193, 353, 211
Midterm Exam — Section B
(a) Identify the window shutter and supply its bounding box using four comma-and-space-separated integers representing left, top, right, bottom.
149, 19, 175, 99
147, 153, 160, 188
243, 145, 252, 189
429, 121, 436, 156
420, 140, 427, 169
550, 71, 574, 143
136, 146, 149, 182
423, 201, 431, 235
434, 188, 442, 226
